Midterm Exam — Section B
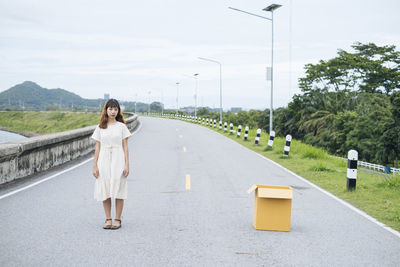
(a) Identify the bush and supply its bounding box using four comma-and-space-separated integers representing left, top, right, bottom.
301, 146, 328, 159
310, 162, 334, 172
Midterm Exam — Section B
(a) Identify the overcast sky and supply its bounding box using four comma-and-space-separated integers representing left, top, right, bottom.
1, 0, 399, 110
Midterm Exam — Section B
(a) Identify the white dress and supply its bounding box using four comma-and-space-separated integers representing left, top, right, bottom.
91, 121, 132, 201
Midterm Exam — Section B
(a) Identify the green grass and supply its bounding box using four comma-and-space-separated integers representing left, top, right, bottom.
152, 114, 400, 232
0, 111, 101, 135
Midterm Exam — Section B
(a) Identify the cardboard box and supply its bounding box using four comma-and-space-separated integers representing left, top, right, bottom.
247, 184, 293, 232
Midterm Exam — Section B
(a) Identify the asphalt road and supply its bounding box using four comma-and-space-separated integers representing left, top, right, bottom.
1, 116, 399, 266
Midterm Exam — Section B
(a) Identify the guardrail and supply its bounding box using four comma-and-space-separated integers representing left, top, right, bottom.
331, 155, 399, 176
0, 113, 138, 185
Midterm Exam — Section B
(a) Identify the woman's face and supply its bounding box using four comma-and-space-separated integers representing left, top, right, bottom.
107, 106, 119, 119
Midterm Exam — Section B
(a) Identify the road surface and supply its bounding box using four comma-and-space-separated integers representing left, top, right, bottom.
1, 116, 399, 266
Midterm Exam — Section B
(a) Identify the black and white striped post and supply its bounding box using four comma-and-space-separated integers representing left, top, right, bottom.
230, 123, 234, 134
224, 122, 227, 132
244, 126, 249, 140
255, 128, 261, 144
214, 119, 216, 128
283, 135, 292, 156
219, 121, 222, 130
237, 125, 242, 138
347, 150, 358, 191
268, 130, 275, 147
209, 119, 212, 127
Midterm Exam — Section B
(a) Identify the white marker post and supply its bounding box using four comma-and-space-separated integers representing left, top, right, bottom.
268, 130, 275, 147
255, 128, 261, 144
237, 125, 242, 138
244, 126, 249, 140
283, 135, 292, 156
230, 123, 234, 134
224, 122, 227, 132
219, 121, 222, 130
347, 150, 358, 191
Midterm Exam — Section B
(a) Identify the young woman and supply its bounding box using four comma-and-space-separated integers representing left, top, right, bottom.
91, 99, 132, 230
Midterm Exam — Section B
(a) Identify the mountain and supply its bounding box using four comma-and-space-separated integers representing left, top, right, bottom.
0, 81, 117, 111
0, 81, 154, 112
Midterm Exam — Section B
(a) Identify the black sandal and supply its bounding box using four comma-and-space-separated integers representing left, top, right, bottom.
111, 219, 122, 230
103, 218, 113, 229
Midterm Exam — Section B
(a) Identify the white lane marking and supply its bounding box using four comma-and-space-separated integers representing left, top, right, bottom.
0, 121, 143, 200
228, 138, 400, 239
186, 174, 191, 190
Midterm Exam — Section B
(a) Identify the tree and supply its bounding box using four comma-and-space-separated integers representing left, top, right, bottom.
377, 91, 400, 164
150, 102, 163, 112
299, 42, 400, 95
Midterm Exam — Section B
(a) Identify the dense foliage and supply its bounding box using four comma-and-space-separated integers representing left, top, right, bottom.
275, 42, 400, 165
190, 43, 400, 165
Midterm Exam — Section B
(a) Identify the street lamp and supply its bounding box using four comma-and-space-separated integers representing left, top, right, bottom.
198, 57, 223, 123
161, 89, 164, 115
183, 73, 199, 117
148, 91, 151, 114
194, 73, 199, 117
134, 93, 138, 114
176, 82, 180, 115
229, 4, 282, 134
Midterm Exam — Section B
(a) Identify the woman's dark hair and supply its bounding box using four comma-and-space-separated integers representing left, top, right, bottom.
99, 99, 126, 129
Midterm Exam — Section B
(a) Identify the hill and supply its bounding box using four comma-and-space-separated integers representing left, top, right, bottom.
0, 81, 98, 110
0, 81, 150, 112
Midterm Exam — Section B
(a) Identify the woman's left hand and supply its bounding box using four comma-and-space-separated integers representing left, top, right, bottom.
123, 165, 129, 177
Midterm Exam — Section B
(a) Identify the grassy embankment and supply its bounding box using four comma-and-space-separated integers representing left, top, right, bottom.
0, 111, 100, 136
151, 115, 400, 231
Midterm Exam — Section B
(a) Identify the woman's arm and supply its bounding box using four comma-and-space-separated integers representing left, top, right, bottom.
122, 138, 130, 177
92, 141, 100, 178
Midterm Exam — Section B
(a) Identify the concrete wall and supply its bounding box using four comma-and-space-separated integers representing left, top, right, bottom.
0, 114, 139, 185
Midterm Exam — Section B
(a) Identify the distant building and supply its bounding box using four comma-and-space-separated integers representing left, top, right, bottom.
104, 94, 110, 100
230, 107, 242, 113
181, 106, 195, 113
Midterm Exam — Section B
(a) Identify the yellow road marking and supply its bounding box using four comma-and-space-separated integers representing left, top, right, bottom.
183, 147, 187, 152
186, 174, 191, 190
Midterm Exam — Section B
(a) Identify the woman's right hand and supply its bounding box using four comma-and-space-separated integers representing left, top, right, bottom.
93, 165, 99, 179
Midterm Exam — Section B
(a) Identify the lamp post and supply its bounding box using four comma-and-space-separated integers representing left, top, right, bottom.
148, 91, 151, 114
229, 4, 282, 134
194, 73, 199, 117
183, 73, 199, 117
134, 93, 137, 114
198, 57, 223, 123
176, 82, 180, 115
161, 89, 164, 115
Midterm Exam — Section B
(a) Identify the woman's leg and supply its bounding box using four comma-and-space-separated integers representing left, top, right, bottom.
103, 198, 112, 225
114, 198, 124, 226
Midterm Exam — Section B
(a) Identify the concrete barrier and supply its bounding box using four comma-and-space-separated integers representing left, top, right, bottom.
0, 114, 139, 185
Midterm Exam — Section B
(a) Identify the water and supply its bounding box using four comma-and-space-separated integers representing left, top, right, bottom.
0, 130, 27, 144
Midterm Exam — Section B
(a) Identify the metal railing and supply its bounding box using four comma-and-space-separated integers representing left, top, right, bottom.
334, 155, 400, 176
